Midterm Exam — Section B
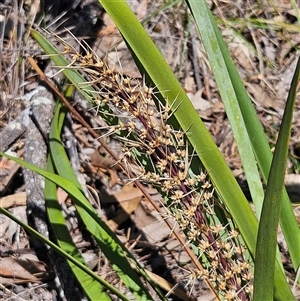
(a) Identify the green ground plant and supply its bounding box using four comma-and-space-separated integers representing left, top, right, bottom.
1, 1, 300, 300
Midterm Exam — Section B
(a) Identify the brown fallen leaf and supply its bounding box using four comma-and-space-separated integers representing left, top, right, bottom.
0, 192, 27, 208
0, 256, 47, 285
106, 197, 141, 231
113, 185, 144, 203
91, 146, 117, 170
0, 159, 12, 170
0, 266, 38, 281
246, 83, 282, 111
56, 187, 69, 204
106, 184, 143, 230
98, 13, 116, 37
145, 269, 196, 301
99, 23, 116, 36
91, 146, 121, 187
3, 255, 46, 273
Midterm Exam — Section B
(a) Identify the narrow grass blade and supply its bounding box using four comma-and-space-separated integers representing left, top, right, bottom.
253, 57, 300, 301
186, 0, 300, 275
187, 1, 298, 299
45, 157, 111, 301
48, 132, 156, 299
98, 0, 258, 261
30, 29, 117, 126
186, 0, 264, 217
0, 151, 155, 301
0, 204, 130, 301
45, 104, 110, 301
49, 103, 167, 301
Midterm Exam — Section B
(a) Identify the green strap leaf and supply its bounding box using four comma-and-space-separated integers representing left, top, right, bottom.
0, 151, 151, 301
45, 155, 111, 301
186, 0, 264, 218
0, 201, 129, 301
45, 101, 111, 301
186, 0, 300, 275
253, 57, 300, 301
48, 105, 156, 301
98, 0, 258, 261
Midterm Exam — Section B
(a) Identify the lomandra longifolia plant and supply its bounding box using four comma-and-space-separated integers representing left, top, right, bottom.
17, 0, 299, 299
54, 37, 254, 300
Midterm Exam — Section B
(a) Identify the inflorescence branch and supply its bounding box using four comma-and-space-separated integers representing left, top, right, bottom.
58, 40, 253, 301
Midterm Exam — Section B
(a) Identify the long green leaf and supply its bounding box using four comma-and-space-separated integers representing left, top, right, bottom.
30, 29, 117, 126
186, 0, 264, 219
0, 152, 152, 301
98, 1, 296, 300
45, 103, 110, 301
0, 204, 130, 301
187, 1, 298, 299
253, 57, 300, 301
189, 0, 300, 275
48, 104, 163, 301
98, 0, 258, 259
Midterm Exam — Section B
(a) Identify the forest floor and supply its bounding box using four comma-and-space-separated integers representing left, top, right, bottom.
0, 0, 300, 300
